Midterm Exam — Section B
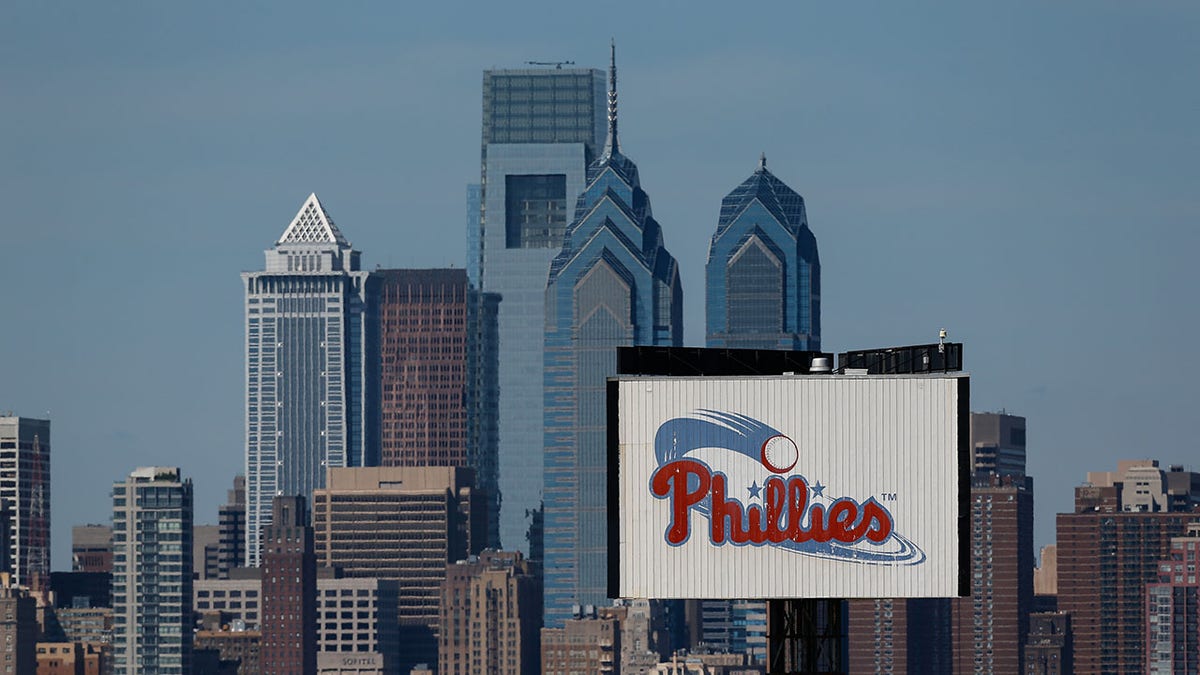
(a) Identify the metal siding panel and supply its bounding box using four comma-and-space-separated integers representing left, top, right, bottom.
615, 374, 964, 599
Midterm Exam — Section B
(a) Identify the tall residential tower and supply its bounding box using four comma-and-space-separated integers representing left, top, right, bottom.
542, 44, 683, 627
473, 64, 608, 554
242, 194, 379, 565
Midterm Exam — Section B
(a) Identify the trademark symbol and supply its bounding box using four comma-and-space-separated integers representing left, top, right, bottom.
881, 492, 898, 501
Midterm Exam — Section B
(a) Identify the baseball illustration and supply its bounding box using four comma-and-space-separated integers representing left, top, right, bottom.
760, 434, 799, 474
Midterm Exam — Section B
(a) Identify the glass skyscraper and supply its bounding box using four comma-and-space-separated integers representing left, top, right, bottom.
473, 65, 607, 554
112, 466, 193, 675
543, 46, 683, 627
700, 159, 821, 661
705, 156, 820, 351
242, 194, 379, 566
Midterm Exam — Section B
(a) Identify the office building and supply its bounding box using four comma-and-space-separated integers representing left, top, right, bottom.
57, 607, 112, 645
376, 269, 500, 547
0, 415, 50, 588
970, 412, 1026, 478
543, 44, 683, 628
260, 495, 316, 675
316, 578, 400, 674
698, 161, 821, 660
194, 524, 220, 580
217, 476, 246, 579
70, 525, 111, 574
242, 193, 379, 566
194, 630, 259, 675
705, 156, 820, 351
1145, 523, 1200, 674
439, 550, 541, 675
112, 467, 193, 675
473, 61, 608, 555
195, 577, 262, 628
312, 466, 484, 672
1057, 459, 1200, 674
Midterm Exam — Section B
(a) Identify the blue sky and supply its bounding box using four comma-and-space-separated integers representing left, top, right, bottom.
2, 2, 1197, 568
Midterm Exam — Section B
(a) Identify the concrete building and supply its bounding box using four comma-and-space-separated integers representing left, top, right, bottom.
316, 578, 399, 675
195, 577, 262, 629
56, 607, 111, 645
1057, 459, 1200, 674
260, 495, 316, 675
0, 416, 50, 588
439, 550, 541, 675
471, 60, 608, 556
242, 193, 379, 566
0, 575, 36, 675
376, 269, 500, 547
1024, 612, 1071, 675
217, 476, 246, 580
1145, 523, 1200, 674
194, 524, 220, 581
313, 466, 485, 673
194, 630, 259, 675
111, 466, 192, 675
70, 525, 111, 574
36, 642, 100, 675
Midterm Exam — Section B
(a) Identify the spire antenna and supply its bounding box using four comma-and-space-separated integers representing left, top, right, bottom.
603, 39, 619, 157
759, 152, 767, 172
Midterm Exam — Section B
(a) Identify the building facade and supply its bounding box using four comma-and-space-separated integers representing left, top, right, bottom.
1024, 612, 1071, 675
217, 475, 246, 579
312, 466, 485, 672
542, 45, 683, 628
541, 608, 620, 675
316, 578, 400, 674
376, 269, 500, 547
111, 467, 193, 675
260, 495, 316, 675
969, 412, 1027, 479
1145, 524, 1200, 674
705, 157, 820, 351
242, 193, 379, 566
439, 550, 541, 675
473, 63, 608, 555
0, 576, 36, 675
70, 525, 111, 575
0, 416, 50, 588
1057, 460, 1200, 674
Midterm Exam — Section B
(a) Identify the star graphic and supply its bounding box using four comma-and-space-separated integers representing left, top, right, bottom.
747, 481, 762, 500
811, 481, 825, 497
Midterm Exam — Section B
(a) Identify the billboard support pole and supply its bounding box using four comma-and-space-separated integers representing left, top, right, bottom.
768, 598, 845, 675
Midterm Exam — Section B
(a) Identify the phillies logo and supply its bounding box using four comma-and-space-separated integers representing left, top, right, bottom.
648, 410, 924, 565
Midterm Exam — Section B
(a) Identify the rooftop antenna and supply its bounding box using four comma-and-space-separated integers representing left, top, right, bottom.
758, 152, 767, 172
602, 40, 619, 157
525, 60, 575, 69
938, 327, 948, 353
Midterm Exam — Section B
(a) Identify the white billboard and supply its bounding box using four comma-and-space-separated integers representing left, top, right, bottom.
610, 373, 968, 599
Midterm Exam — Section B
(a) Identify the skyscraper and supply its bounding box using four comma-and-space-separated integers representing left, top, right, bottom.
439, 550, 542, 675
216, 475, 246, 579
1145, 523, 1200, 674
698, 160, 821, 661
242, 193, 379, 566
0, 415, 50, 588
705, 156, 820, 351
260, 495, 316, 675
376, 268, 500, 547
474, 62, 608, 555
111, 467, 193, 675
542, 44, 684, 627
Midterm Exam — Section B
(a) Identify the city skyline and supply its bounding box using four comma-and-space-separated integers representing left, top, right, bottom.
3, 3, 1199, 570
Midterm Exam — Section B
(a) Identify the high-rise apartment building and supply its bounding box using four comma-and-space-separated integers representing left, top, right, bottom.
0, 415, 50, 588
1057, 460, 1200, 674
217, 475, 246, 579
260, 495, 316, 675
542, 45, 683, 628
439, 550, 541, 675
312, 466, 485, 673
70, 525, 112, 574
705, 156, 820, 351
1145, 523, 1200, 674
473, 62, 608, 555
111, 467, 193, 675
242, 193, 379, 566
376, 269, 500, 547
